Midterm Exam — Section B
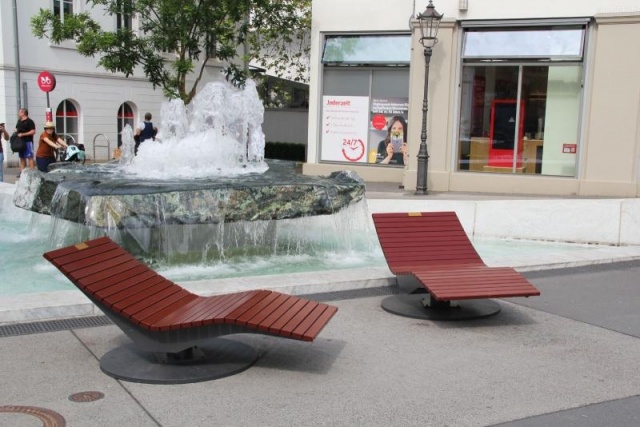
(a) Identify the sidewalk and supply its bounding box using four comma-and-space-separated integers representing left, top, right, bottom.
1, 261, 640, 426
2, 166, 640, 425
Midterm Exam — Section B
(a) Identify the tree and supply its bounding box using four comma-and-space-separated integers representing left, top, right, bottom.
31, 0, 310, 105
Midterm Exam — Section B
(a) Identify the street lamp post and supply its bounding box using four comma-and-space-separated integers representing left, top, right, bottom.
415, 0, 443, 195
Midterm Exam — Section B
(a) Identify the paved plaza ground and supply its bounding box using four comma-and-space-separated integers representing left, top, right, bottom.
1, 261, 640, 426
2, 165, 640, 426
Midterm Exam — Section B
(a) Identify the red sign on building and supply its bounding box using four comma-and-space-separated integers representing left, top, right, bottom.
37, 71, 57, 92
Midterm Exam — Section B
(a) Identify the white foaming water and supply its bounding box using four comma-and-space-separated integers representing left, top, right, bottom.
122, 79, 268, 179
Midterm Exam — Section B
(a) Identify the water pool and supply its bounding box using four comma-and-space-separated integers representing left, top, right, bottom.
0, 184, 609, 298
0, 184, 385, 296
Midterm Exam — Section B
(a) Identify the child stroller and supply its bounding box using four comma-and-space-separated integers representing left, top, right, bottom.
58, 142, 86, 164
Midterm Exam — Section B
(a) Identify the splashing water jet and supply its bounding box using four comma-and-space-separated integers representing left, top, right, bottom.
13, 80, 371, 267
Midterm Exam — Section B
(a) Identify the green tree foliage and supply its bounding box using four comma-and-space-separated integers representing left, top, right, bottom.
31, 0, 310, 104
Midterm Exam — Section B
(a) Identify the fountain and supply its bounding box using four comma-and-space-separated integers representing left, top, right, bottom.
12, 80, 371, 267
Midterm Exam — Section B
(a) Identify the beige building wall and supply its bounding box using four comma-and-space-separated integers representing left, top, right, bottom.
580, 13, 640, 196
306, 2, 640, 197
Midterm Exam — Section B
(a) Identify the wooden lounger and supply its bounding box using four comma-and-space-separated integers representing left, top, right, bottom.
372, 211, 540, 320
43, 237, 338, 383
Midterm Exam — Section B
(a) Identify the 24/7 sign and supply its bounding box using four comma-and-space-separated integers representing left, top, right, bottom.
37, 71, 56, 93
321, 96, 369, 163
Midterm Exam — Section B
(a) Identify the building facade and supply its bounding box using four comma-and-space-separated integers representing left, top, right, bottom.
0, 1, 202, 162
304, 0, 640, 197
0, 0, 308, 168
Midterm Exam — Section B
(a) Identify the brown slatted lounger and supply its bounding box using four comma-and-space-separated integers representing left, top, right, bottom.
44, 237, 338, 384
372, 211, 540, 320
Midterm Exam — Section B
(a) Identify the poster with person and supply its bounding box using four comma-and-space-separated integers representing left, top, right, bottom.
321, 96, 370, 163
368, 98, 409, 165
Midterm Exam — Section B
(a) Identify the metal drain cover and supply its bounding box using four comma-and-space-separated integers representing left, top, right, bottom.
69, 391, 105, 402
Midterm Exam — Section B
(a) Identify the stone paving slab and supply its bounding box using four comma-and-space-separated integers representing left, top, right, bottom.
2, 289, 640, 426
494, 395, 640, 427
0, 330, 157, 426
518, 260, 640, 338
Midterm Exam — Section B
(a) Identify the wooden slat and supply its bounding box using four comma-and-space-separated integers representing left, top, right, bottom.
233, 292, 283, 326
84, 268, 156, 295
80, 260, 147, 288
242, 293, 292, 328
119, 280, 184, 319
51, 241, 122, 268
151, 297, 213, 330
202, 291, 266, 326
68, 254, 134, 281
299, 305, 339, 341
43, 236, 112, 262
290, 304, 331, 340
131, 289, 195, 325
256, 296, 300, 332
168, 294, 240, 329
278, 300, 320, 336
224, 290, 274, 323
143, 294, 200, 330
107, 276, 172, 310
266, 298, 310, 334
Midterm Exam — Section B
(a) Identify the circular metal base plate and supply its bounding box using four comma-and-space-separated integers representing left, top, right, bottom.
100, 338, 259, 384
381, 294, 501, 321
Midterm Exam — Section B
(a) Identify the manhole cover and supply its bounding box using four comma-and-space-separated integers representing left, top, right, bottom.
0, 405, 66, 426
69, 391, 105, 402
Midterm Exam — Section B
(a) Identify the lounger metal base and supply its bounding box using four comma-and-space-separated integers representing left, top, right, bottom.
381, 294, 501, 321
100, 338, 259, 384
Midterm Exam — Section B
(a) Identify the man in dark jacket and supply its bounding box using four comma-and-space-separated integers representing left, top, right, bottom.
134, 112, 155, 155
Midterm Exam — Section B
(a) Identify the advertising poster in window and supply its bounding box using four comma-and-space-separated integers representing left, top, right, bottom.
321, 96, 370, 163
368, 98, 409, 165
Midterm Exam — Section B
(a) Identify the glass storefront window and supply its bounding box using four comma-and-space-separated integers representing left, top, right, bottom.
463, 29, 584, 60
457, 64, 582, 176
321, 68, 409, 166
322, 35, 411, 64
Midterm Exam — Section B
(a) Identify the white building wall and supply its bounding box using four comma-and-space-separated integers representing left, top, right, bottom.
0, 0, 228, 165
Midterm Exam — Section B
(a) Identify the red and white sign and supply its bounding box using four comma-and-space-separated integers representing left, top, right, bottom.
371, 114, 387, 130
562, 143, 577, 154
321, 96, 370, 163
37, 71, 57, 92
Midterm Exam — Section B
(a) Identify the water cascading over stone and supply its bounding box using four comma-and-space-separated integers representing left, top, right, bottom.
13, 80, 370, 264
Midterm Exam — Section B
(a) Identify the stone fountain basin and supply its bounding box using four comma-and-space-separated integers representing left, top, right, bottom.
13, 160, 365, 229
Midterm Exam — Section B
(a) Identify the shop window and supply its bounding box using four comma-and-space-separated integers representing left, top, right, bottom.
463, 28, 584, 60
117, 102, 135, 147
319, 34, 410, 166
322, 35, 411, 65
55, 99, 79, 146
457, 25, 586, 177
320, 68, 410, 166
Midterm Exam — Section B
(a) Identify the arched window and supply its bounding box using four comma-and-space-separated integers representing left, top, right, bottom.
117, 102, 135, 147
55, 99, 79, 145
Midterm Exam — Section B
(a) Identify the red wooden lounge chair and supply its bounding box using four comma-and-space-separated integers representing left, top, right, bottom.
43, 237, 338, 384
372, 211, 540, 320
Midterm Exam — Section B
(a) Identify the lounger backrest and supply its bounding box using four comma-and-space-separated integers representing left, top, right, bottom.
43, 236, 199, 324
372, 211, 485, 273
